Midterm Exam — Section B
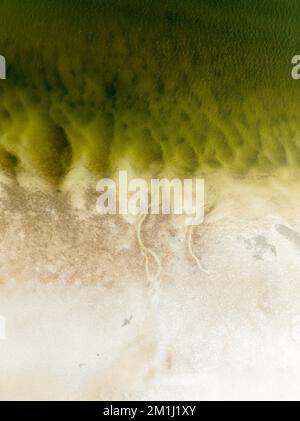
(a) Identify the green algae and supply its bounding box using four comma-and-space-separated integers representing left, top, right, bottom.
0, 0, 300, 184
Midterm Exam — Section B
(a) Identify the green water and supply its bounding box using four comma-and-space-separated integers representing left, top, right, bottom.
0, 0, 299, 183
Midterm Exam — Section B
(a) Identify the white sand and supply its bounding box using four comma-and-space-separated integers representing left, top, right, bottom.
0, 172, 300, 400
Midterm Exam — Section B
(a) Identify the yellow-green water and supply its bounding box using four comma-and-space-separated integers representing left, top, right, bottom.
0, 0, 299, 184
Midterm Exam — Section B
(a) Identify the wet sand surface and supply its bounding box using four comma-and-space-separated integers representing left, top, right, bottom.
0, 174, 300, 400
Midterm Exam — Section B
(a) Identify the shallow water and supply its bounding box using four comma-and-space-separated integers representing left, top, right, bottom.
0, 1, 300, 181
